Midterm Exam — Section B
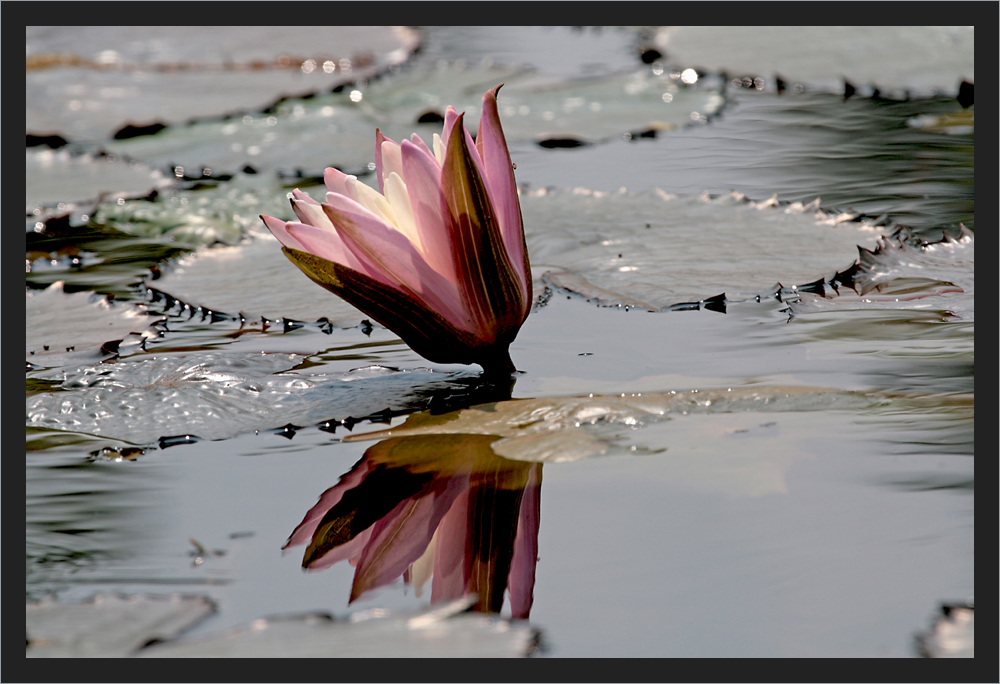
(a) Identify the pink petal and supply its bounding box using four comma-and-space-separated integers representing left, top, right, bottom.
409, 132, 436, 161
324, 167, 353, 197
291, 187, 321, 206
322, 194, 471, 329
290, 190, 335, 232
379, 137, 404, 190
439, 112, 526, 343
443, 105, 486, 180
285, 221, 374, 280
476, 84, 531, 315
261, 214, 306, 252
399, 139, 464, 295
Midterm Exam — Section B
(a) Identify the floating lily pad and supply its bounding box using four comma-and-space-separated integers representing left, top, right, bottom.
512, 89, 974, 238
88, 172, 289, 246
25, 352, 480, 446
524, 189, 882, 308
94, 60, 725, 183
345, 386, 874, 462
787, 226, 974, 320
355, 62, 726, 144
26, 174, 303, 294
26, 26, 421, 143
26, 593, 538, 658
139, 596, 539, 658
142, 188, 884, 325
26, 281, 163, 364
416, 26, 646, 80
26, 592, 215, 657
915, 602, 974, 658
650, 26, 974, 97
25, 148, 171, 211
143, 234, 370, 325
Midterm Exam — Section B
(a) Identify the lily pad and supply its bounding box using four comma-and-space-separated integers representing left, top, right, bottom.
26, 592, 215, 657
25, 353, 479, 446
25, 147, 171, 211
88, 172, 290, 246
149, 234, 371, 325
139, 596, 539, 658
915, 602, 974, 658
26, 281, 163, 364
26, 26, 421, 143
523, 188, 882, 308
26, 593, 538, 658
340, 387, 879, 498
650, 26, 974, 97
142, 188, 884, 326
94, 60, 725, 183
347, 386, 873, 445
354, 62, 726, 144
787, 226, 974, 320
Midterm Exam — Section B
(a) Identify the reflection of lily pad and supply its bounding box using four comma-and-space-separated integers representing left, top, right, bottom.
346, 387, 876, 462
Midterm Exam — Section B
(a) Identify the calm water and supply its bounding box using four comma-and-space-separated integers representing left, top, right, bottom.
26, 26, 973, 657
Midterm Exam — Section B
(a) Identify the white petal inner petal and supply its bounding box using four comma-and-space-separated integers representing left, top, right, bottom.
384, 172, 421, 253
380, 140, 404, 186
346, 176, 397, 228
432, 133, 446, 166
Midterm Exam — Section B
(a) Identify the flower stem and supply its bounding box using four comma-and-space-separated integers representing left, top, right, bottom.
479, 349, 517, 377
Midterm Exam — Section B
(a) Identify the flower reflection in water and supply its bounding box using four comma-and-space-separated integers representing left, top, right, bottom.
285, 433, 542, 619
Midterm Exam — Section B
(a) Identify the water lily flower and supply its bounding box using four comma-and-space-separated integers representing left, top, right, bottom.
261, 85, 531, 375
285, 433, 542, 618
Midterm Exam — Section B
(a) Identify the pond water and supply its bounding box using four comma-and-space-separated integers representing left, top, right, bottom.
26, 26, 973, 658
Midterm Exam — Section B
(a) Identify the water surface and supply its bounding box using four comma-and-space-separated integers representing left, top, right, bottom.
26, 25, 973, 658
